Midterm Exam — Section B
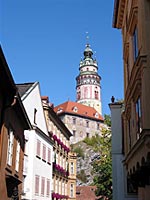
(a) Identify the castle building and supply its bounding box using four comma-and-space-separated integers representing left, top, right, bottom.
76, 43, 102, 115
54, 43, 104, 144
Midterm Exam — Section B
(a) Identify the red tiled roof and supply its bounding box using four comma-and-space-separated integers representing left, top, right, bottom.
54, 101, 104, 121
76, 186, 102, 200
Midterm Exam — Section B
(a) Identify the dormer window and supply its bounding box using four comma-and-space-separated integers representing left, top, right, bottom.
95, 112, 99, 118
57, 107, 63, 113
72, 106, 78, 112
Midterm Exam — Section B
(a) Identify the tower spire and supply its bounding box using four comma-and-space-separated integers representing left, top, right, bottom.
86, 31, 90, 44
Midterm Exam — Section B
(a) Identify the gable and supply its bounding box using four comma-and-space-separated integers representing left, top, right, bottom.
18, 82, 48, 135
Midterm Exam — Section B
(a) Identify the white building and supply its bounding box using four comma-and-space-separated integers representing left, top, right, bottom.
17, 82, 53, 200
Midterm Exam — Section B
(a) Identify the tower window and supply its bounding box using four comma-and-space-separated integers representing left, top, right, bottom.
95, 91, 98, 99
86, 133, 89, 138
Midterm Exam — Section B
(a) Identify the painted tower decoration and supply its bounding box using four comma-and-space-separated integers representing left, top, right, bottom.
76, 43, 102, 115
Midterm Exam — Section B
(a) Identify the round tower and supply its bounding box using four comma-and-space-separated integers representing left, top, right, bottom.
76, 43, 102, 115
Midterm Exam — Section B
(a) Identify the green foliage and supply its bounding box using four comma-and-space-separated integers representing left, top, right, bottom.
116, 98, 124, 103
83, 134, 100, 150
73, 146, 84, 159
92, 128, 112, 199
77, 169, 87, 183
104, 114, 111, 127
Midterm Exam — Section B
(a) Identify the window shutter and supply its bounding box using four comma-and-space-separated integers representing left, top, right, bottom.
42, 144, 46, 161
35, 175, 39, 195
36, 139, 41, 157
46, 179, 50, 197
47, 148, 51, 164
41, 177, 45, 196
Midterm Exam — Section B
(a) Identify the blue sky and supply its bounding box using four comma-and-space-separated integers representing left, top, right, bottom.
1, 0, 123, 115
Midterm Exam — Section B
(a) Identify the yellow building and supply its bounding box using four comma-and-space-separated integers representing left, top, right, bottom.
113, 0, 150, 199
42, 96, 76, 200
68, 152, 77, 200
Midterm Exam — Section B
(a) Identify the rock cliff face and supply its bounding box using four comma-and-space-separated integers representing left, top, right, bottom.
72, 141, 100, 186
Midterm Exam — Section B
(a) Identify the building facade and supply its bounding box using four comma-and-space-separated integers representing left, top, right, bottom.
42, 96, 77, 200
0, 46, 31, 200
68, 152, 77, 200
54, 101, 104, 144
111, 0, 150, 199
17, 82, 53, 200
76, 43, 102, 115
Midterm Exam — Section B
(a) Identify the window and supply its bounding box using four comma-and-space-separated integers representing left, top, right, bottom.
73, 118, 76, 124
34, 108, 37, 124
86, 121, 89, 128
46, 179, 50, 197
97, 123, 100, 130
72, 130, 76, 137
41, 177, 45, 196
59, 181, 61, 195
70, 184, 74, 197
55, 179, 58, 193
86, 133, 89, 138
15, 141, 20, 172
133, 27, 138, 61
128, 119, 132, 149
36, 139, 41, 158
136, 97, 142, 137
70, 162, 74, 174
42, 144, 46, 161
7, 128, 14, 166
77, 92, 80, 100
35, 175, 40, 195
95, 91, 98, 99
47, 148, 51, 164
126, 58, 130, 83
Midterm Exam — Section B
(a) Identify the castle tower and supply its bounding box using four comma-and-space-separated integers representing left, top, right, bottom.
76, 43, 102, 115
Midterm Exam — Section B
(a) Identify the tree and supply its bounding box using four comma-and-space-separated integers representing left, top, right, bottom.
92, 128, 112, 199
104, 114, 111, 127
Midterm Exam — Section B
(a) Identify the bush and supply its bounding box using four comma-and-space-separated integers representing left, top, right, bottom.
73, 146, 84, 159
77, 169, 87, 183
